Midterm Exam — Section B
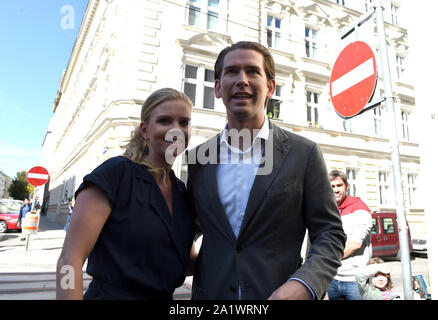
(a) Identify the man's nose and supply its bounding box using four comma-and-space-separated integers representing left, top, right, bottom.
236, 71, 249, 86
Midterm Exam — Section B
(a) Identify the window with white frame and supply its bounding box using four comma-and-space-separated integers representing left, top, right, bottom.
364, 0, 373, 12
396, 54, 405, 79
183, 64, 215, 110
188, 0, 220, 31
401, 111, 410, 141
336, 0, 345, 6
305, 27, 318, 59
306, 91, 320, 127
407, 173, 417, 206
266, 15, 282, 49
346, 168, 358, 196
391, 3, 399, 26
378, 171, 392, 206
267, 84, 283, 119
373, 107, 383, 137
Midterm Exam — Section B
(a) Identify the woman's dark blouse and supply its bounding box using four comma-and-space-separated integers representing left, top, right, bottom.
75, 156, 195, 299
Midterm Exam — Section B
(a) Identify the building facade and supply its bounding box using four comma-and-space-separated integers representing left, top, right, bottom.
0, 171, 12, 199
41, 0, 424, 238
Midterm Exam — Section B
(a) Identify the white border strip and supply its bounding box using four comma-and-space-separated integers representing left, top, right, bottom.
331, 58, 375, 97
28, 173, 49, 180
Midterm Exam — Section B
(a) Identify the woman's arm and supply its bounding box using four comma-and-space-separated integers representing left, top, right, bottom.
56, 185, 111, 299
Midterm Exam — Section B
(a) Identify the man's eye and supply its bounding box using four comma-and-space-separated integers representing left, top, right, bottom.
180, 120, 190, 127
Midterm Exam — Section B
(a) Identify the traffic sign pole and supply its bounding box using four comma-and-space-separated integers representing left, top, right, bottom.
375, 1, 413, 300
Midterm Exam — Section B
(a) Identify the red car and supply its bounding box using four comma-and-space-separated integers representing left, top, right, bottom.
0, 199, 23, 233
371, 211, 412, 260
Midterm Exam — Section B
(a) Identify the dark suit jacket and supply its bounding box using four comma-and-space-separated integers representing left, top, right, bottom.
187, 122, 346, 300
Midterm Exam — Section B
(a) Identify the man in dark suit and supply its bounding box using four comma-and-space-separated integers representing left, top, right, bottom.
187, 41, 346, 300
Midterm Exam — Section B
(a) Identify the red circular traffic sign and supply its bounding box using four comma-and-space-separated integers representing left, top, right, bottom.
27, 166, 49, 187
330, 41, 377, 118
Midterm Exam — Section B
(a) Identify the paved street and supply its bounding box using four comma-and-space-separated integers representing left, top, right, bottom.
0, 215, 191, 300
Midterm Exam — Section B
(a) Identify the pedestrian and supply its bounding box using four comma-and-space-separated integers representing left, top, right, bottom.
187, 41, 346, 300
63, 198, 74, 232
17, 198, 31, 239
356, 257, 400, 300
327, 169, 373, 300
56, 88, 196, 300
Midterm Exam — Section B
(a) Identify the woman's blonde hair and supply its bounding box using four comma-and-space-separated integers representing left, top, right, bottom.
122, 88, 192, 182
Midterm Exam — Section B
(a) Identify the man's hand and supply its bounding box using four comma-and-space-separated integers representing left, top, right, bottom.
343, 240, 362, 259
268, 280, 313, 300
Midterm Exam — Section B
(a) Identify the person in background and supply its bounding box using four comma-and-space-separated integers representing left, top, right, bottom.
356, 257, 400, 300
328, 169, 372, 300
64, 198, 74, 232
56, 88, 195, 300
17, 198, 31, 228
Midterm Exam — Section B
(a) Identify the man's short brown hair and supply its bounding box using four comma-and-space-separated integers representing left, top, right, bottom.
214, 41, 275, 82
329, 170, 349, 186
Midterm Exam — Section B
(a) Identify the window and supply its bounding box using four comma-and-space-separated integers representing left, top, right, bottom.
382, 218, 395, 234
305, 27, 318, 59
267, 85, 282, 119
336, 0, 345, 5
378, 171, 392, 206
407, 173, 417, 206
188, 0, 221, 31
371, 218, 379, 234
401, 111, 410, 141
267, 15, 281, 49
364, 0, 373, 12
396, 55, 405, 79
373, 107, 383, 137
183, 64, 216, 110
203, 69, 215, 109
391, 3, 399, 26
188, 0, 201, 27
183, 64, 198, 104
306, 91, 320, 127
346, 168, 358, 196
343, 119, 352, 132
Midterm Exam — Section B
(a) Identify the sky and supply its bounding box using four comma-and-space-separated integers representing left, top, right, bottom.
0, 1, 88, 179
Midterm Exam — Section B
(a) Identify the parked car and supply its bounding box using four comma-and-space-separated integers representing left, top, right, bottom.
412, 235, 428, 256
0, 199, 23, 233
371, 211, 412, 260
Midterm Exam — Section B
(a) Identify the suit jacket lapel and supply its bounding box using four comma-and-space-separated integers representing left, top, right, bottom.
238, 123, 292, 239
201, 161, 237, 242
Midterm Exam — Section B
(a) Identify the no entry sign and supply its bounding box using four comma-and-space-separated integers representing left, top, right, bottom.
27, 166, 49, 187
330, 41, 377, 118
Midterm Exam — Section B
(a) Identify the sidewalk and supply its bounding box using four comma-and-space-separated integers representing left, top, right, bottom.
0, 214, 65, 272
0, 214, 192, 299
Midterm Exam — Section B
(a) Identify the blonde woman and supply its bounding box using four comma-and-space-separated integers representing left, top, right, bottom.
56, 88, 195, 300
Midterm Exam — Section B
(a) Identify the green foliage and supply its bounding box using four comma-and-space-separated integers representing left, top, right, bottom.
7, 170, 34, 200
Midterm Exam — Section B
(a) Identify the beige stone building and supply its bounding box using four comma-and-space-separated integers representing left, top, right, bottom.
40, 0, 423, 240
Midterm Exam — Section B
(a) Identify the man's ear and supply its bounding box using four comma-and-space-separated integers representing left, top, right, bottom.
266, 79, 276, 99
214, 79, 222, 99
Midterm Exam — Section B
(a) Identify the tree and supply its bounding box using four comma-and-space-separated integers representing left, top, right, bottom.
7, 171, 34, 200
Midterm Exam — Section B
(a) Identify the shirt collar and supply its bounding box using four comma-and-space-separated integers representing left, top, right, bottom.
219, 116, 270, 152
